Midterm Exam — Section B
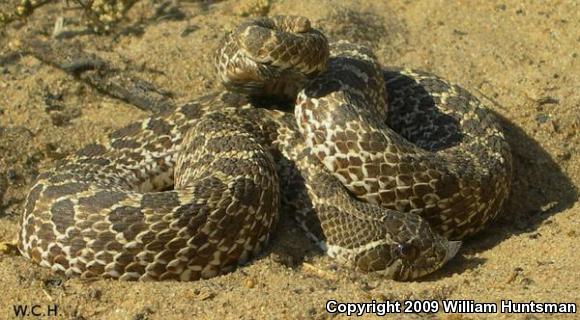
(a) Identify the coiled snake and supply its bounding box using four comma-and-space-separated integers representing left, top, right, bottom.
18, 16, 512, 281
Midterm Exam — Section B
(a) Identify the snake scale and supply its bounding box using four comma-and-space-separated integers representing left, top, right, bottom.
18, 16, 512, 281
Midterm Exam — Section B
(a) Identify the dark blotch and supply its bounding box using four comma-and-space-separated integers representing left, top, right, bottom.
78, 157, 111, 166
43, 182, 90, 199
51, 199, 76, 234
77, 144, 107, 157
108, 206, 145, 239
39, 222, 56, 242
109, 122, 142, 139
69, 236, 87, 256
141, 192, 180, 210
25, 184, 44, 215
180, 102, 203, 119
221, 92, 248, 106
111, 139, 141, 150
47, 173, 76, 184
433, 176, 459, 199
78, 190, 127, 211
147, 118, 172, 135
231, 177, 260, 207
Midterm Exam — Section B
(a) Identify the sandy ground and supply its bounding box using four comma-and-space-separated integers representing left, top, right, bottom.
0, 0, 578, 319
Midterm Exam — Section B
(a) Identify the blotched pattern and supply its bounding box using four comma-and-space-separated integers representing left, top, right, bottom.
19, 16, 511, 281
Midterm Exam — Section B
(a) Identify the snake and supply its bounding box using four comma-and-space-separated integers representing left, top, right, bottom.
17, 16, 512, 281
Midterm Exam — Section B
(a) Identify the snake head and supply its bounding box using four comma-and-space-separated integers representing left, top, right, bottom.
387, 238, 462, 281
350, 210, 461, 281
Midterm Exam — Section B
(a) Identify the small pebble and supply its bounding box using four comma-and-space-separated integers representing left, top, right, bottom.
536, 96, 559, 105
181, 25, 199, 37
194, 289, 216, 301
520, 277, 534, 288
556, 150, 571, 161
43, 277, 63, 289
0, 241, 18, 255
199, 292, 215, 301
88, 288, 102, 300
270, 252, 295, 267
535, 113, 549, 124
244, 278, 256, 289
7, 169, 19, 182
528, 232, 540, 239
536, 260, 554, 266
132, 307, 154, 320
8, 39, 22, 50
506, 268, 521, 284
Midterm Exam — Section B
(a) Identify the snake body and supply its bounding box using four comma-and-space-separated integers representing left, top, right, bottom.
18, 16, 511, 281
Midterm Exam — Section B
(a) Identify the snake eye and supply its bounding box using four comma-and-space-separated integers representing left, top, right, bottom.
395, 243, 419, 260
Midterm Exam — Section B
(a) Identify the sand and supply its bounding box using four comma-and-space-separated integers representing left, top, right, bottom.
0, 0, 578, 319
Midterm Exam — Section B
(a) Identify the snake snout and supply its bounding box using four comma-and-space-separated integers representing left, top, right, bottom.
379, 217, 463, 281
444, 240, 462, 264
395, 238, 461, 281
